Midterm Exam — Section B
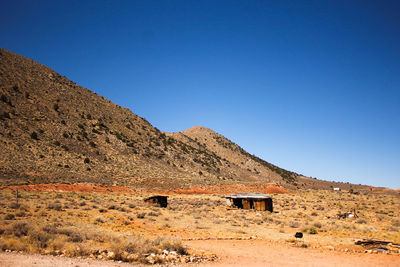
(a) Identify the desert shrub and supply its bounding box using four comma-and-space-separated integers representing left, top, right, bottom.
1, 94, 8, 103
29, 228, 52, 248
313, 222, 322, 228
308, 227, 318, 234
68, 232, 84, 243
42, 224, 59, 234
65, 243, 92, 257
94, 216, 105, 223
289, 221, 300, 228
4, 213, 15, 220
99, 208, 107, 213
57, 227, 85, 243
48, 238, 66, 251
15, 211, 26, 217
8, 202, 20, 209
129, 203, 136, 208
0, 111, 11, 120
89, 141, 96, 148
356, 219, 367, 224
84, 157, 90, 164
0, 238, 28, 252
392, 220, 400, 227
47, 202, 62, 211
10, 221, 30, 237
148, 211, 160, 217
30, 131, 39, 140
159, 239, 187, 255
137, 212, 146, 219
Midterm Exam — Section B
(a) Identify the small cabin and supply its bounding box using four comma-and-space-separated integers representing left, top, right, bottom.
144, 195, 168, 208
333, 187, 341, 191
225, 193, 273, 212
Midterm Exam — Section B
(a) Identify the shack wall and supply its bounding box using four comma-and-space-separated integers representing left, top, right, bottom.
243, 199, 251, 209
254, 199, 266, 211
266, 198, 273, 212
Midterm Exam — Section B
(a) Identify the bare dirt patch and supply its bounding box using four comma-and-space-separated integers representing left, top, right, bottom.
1, 240, 398, 267
0, 251, 136, 267
182, 239, 400, 267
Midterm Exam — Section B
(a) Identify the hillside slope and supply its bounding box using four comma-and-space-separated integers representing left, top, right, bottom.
0, 48, 298, 188
167, 126, 297, 185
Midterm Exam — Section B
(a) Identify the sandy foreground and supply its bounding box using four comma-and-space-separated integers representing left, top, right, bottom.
1, 239, 399, 267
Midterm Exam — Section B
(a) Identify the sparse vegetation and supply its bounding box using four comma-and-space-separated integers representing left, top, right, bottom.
0, 187, 398, 264
30, 131, 39, 140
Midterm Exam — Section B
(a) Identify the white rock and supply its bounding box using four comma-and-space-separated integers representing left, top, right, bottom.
107, 251, 115, 258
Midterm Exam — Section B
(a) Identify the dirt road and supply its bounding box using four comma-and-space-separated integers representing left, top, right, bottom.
1, 240, 399, 267
182, 239, 400, 267
0, 251, 139, 267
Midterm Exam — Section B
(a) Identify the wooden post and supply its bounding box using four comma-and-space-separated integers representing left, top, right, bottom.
15, 190, 19, 205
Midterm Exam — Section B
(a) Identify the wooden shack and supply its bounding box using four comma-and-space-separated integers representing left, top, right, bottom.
225, 193, 273, 212
144, 195, 168, 208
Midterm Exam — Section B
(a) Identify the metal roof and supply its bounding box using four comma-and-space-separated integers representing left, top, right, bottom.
225, 193, 271, 199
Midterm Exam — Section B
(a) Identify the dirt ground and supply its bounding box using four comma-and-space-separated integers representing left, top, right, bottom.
182, 239, 400, 267
1, 239, 399, 267
0, 183, 292, 195
0, 184, 399, 266
0, 251, 137, 267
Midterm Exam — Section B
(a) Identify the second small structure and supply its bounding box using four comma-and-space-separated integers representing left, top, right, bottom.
144, 195, 168, 208
225, 193, 273, 212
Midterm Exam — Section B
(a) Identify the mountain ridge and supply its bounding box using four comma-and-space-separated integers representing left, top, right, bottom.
0, 47, 336, 190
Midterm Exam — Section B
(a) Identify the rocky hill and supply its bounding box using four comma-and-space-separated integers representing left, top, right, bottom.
0, 47, 299, 189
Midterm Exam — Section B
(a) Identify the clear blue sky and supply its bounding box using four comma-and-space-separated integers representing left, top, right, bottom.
1, 1, 399, 189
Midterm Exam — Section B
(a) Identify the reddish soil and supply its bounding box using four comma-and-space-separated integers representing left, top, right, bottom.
0, 183, 291, 195
2, 240, 398, 267
157, 184, 291, 194
182, 239, 400, 267
0, 251, 134, 267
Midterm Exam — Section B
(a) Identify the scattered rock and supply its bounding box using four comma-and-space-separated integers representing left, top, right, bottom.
106, 251, 115, 259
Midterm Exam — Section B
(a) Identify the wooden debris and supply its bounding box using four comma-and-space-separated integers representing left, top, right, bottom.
356, 239, 387, 246
355, 239, 400, 254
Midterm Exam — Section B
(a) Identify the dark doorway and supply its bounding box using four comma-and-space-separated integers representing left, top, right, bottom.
233, 198, 243, 209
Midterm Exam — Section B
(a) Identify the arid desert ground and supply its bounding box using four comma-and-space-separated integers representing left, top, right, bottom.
0, 184, 399, 266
